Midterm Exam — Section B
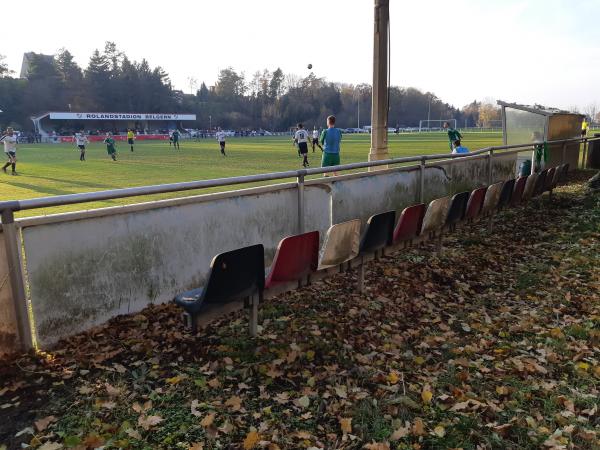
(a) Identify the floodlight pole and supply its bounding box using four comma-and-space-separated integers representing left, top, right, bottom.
369, 0, 390, 169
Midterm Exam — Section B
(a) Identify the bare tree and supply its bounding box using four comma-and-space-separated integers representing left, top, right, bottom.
186, 76, 198, 95
584, 103, 598, 121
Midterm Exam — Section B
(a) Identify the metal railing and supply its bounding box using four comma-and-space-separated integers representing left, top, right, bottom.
0, 135, 596, 351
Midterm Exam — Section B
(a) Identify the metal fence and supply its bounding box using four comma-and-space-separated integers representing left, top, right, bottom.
0, 135, 596, 351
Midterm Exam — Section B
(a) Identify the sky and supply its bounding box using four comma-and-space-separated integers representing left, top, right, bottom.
1, 0, 599, 112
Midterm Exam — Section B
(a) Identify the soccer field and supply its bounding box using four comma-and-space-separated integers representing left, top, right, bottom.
0, 132, 502, 217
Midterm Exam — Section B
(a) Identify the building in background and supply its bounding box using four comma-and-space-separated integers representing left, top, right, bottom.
20, 52, 54, 78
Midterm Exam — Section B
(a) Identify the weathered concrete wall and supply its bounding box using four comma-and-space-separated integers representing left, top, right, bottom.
11, 154, 519, 349
22, 186, 330, 347
0, 228, 19, 356
330, 170, 420, 225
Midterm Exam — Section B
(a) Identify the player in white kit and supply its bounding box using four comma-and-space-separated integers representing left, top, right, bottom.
74, 132, 89, 161
311, 126, 322, 152
215, 128, 226, 156
1, 127, 18, 175
294, 123, 310, 167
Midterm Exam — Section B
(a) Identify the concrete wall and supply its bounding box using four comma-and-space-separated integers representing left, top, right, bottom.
329, 169, 420, 225
0, 228, 19, 356
21, 185, 331, 347
5, 154, 518, 350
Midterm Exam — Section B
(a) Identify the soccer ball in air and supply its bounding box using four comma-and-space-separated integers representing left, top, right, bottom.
307, 64, 312, 70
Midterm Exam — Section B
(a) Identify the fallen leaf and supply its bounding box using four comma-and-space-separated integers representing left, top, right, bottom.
219, 420, 234, 434
191, 399, 203, 417
15, 426, 34, 437
105, 383, 121, 397
200, 413, 215, 428
412, 418, 426, 436
295, 395, 310, 408
339, 417, 352, 434
225, 395, 242, 412
390, 426, 410, 440
166, 375, 186, 385
83, 434, 105, 448
37, 442, 62, 450
387, 371, 400, 384
138, 415, 163, 430
421, 386, 433, 404
334, 385, 348, 399
450, 401, 470, 411
364, 443, 390, 450
432, 425, 445, 437
124, 428, 142, 440
243, 430, 260, 449
35, 416, 56, 432
132, 400, 152, 414
189, 443, 204, 450
100, 400, 116, 409
113, 363, 127, 373
207, 378, 221, 389
496, 386, 510, 396
78, 386, 93, 395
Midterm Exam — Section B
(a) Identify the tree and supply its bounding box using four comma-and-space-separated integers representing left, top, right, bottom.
0, 54, 11, 77
55, 49, 82, 85
198, 82, 210, 101
268, 68, 284, 99
584, 103, 598, 122
461, 100, 480, 128
23, 53, 65, 114
103, 41, 123, 75
215, 67, 246, 98
85, 50, 111, 110
478, 102, 500, 127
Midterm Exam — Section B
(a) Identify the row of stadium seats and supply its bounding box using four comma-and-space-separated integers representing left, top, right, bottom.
173, 164, 569, 334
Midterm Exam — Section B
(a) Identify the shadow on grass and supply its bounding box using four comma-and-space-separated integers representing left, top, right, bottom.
24, 174, 113, 191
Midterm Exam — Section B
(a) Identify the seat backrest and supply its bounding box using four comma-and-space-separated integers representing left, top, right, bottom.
481, 182, 503, 215
522, 172, 538, 200
465, 187, 487, 220
446, 191, 470, 225
511, 176, 527, 206
551, 165, 562, 188
560, 163, 569, 182
533, 169, 548, 197
318, 219, 361, 270
421, 196, 451, 235
203, 244, 265, 304
393, 203, 425, 243
265, 231, 319, 288
360, 210, 395, 254
544, 167, 556, 191
497, 179, 516, 210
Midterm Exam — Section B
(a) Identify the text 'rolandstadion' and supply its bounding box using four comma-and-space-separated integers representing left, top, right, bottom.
47, 112, 197, 121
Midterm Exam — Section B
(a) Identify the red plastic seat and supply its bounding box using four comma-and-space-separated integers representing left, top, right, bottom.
511, 176, 527, 206
393, 203, 425, 244
265, 231, 319, 289
465, 187, 486, 220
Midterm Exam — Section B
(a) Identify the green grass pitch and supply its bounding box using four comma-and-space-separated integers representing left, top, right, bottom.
1, 132, 503, 217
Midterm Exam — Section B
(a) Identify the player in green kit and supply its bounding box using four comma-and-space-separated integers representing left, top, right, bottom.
103, 132, 117, 161
443, 122, 462, 151
171, 130, 180, 149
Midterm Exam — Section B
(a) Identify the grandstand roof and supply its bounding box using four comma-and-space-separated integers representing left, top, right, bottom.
496, 100, 582, 117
